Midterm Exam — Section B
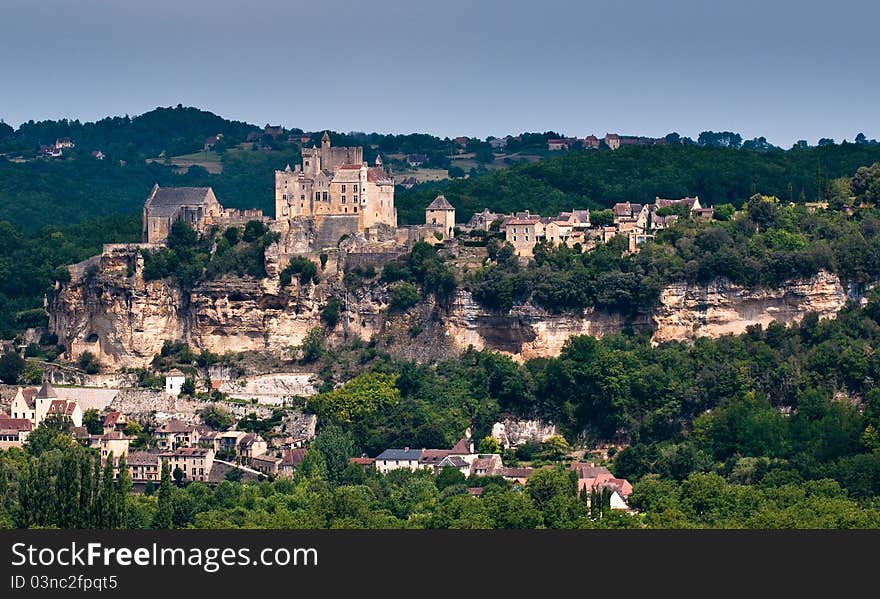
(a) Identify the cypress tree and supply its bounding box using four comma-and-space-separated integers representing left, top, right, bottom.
152, 459, 173, 529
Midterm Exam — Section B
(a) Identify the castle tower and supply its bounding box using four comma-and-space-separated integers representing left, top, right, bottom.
426, 195, 456, 238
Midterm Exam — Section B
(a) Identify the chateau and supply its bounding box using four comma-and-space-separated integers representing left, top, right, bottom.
274, 132, 397, 232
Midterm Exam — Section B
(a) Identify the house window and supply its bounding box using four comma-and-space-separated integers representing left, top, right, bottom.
305, 160, 309, 166
344, 207, 348, 213
525, 236, 529, 241
341, 196, 346, 204
513, 235, 517, 241
300, 194, 305, 201
353, 195, 358, 203
322, 192, 328, 201
353, 206, 357, 213
342, 184, 346, 193
282, 194, 287, 200
315, 192, 320, 202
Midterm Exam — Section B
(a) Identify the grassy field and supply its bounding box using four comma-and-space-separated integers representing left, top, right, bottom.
148, 150, 224, 174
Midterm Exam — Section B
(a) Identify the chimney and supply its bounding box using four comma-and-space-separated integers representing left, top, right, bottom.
404, 446, 410, 452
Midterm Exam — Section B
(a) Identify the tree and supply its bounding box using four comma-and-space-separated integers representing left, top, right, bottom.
83, 409, 104, 435
298, 327, 325, 363
0, 352, 24, 384
78, 351, 100, 374
152, 459, 173, 528
25, 414, 74, 456
20, 361, 43, 384
224, 467, 243, 482
180, 378, 196, 397
312, 425, 355, 485
389, 282, 419, 312
477, 436, 501, 454
173, 466, 185, 486
200, 404, 234, 430
542, 435, 571, 460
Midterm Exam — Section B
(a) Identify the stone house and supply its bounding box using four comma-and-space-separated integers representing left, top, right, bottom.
251, 453, 282, 476
375, 447, 423, 474
153, 419, 200, 450
10, 383, 82, 428
126, 451, 162, 483
504, 218, 543, 257
160, 447, 214, 482
569, 462, 633, 510
279, 447, 307, 477
0, 415, 32, 449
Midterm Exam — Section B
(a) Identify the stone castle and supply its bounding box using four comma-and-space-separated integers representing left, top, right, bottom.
274, 132, 397, 233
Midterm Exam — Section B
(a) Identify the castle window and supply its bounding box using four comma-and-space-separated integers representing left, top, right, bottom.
344, 207, 348, 213
342, 196, 346, 204
315, 192, 320, 202
525, 236, 529, 241
341, 184, 346, 193
300, 195, 305, 201
354, 195, 358, 203
513, 236, 517, 241
305, 160, 309, 166
354, 206, 357, 213
323, 192, 328, 201
283, 194, 287, 200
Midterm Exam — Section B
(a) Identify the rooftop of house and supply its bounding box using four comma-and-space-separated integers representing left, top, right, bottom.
166, 369, 185, 378
161, 447, 211, 458
126, 451, 161, 467
376, 448, 423, 461
281, 448, 307, 467
0, 416, 32, 432
17, 387, 38, 409
155, 419, 195, 434
103, 411, 123, 428
350, 456, 375, 466
47, 399, 77, 416
251, 454, 282, 465
437, 455, 469, 468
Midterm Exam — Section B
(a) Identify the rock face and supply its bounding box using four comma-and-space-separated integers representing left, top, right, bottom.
50, 245, 860, 368
651, 270, 849, 344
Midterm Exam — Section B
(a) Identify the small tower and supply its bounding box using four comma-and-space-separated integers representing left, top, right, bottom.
375, 154, 383, 167
321, 131, 331, 151
425, 195, 456, 239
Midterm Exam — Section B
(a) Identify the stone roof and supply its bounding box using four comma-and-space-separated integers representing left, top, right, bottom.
438, 455, 469, 468
47, 399, 77, 416
165, 369, 185, 378
156, 419, 195, 434
146, 186, 214, 217
127, 451, 161, 467
281, 448, 307, 467
427, 195, 454, 211
0, 416, 32, 432
36, 382, 58, 400
161, 447, 210, 457
18, 387, 38, 409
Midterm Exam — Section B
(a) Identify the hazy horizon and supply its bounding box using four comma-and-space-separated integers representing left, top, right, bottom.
1, 0, 878, 147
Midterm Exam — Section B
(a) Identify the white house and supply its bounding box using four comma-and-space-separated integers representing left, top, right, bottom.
374, 447, 423, 474
10, 383, 82, 428
165, 369, 186, 396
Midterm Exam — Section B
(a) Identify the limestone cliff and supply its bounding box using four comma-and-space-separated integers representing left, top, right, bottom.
50, 245, 861, 368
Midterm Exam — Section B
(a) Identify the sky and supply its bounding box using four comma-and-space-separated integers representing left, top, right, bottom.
1, 0, 877, 147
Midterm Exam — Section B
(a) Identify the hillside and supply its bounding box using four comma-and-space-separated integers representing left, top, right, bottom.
396, 143, 880, 224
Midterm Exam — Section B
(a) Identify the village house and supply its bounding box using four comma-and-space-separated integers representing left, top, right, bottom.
547, 138, 570, 151
153, 419, 200, 450
374, 447, 423, 474
569, 462, 633, 510
0, 415, 32, 449
102, 411, 126, 434
203, 134, 221, 151
350, 456, 375, 471
160, 447, 214, 483
55, 137, 75, 150
425, 195, 456, 239
604, 133, 621, 150
418, 436, 477, 472
583, 135, 600, 149
264, 124, 284, 139
504, 217, 543, 257
251, 453, 282, 477
406, 153, 427, 167
279, 447, 307, 477
87, 431, 132, 465
10, 383, 82, 428
237, 433, 268, 463
467, 208, 505, 232
126, 451, 162, 483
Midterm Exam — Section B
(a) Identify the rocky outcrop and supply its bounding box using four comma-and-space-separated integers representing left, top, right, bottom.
651, 270, 849, 343
49, 244, 863, 368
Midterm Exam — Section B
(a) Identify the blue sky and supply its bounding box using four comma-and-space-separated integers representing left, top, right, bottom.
1, 0, 877, 146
